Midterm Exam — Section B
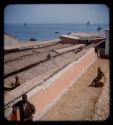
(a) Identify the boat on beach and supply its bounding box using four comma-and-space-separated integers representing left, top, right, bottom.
97, 26, 102, 31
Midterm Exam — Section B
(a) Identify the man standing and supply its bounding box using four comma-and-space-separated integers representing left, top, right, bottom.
12, 94, 35, 121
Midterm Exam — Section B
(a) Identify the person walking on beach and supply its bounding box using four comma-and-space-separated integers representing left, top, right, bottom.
12, 94, 35, 121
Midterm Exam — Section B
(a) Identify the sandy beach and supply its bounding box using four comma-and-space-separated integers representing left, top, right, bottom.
40, 59, 109, 121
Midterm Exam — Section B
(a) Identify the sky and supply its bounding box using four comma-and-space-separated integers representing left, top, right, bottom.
4, 4, 109, 24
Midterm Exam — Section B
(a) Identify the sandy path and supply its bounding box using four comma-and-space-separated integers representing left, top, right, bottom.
40, 59, 109, 121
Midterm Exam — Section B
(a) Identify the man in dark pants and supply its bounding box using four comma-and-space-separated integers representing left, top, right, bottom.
12, 94, 35, 121
90, 67, 105, 87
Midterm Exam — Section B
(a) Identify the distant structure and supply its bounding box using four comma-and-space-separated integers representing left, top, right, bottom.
91, 29, 109, 58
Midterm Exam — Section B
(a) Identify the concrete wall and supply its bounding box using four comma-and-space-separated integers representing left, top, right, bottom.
26, 48, 97, 120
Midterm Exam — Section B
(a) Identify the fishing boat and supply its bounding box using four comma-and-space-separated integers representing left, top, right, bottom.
97, 26, 102, 31
54, 31, 59, 34
24, 22, 27, 26
86, 21, 90, 25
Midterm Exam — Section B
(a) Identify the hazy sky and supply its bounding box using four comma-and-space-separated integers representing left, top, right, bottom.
4, 4, 109, 24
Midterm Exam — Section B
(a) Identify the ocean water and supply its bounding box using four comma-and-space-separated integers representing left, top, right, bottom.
4, 23, 109, 41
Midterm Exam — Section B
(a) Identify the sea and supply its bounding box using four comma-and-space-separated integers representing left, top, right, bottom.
4, 23, 109, 41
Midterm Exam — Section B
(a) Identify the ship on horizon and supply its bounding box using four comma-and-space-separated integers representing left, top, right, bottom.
24, 22, 27, 26
86, 21, 90, 25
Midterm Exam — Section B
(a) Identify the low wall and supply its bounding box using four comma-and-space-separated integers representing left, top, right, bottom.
6, 48, 97, 120
27, 48, 97, 120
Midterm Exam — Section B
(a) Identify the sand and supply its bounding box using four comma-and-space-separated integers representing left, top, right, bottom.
40, 59, 109, 121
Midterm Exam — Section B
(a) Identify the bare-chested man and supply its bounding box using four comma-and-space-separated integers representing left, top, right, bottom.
90, 67, 105, 87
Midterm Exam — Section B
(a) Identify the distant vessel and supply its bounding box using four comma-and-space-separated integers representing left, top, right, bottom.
86, 21, 90, 25
67, 32, 71, 35
54, 32, 59, 34
30, 38, 37, 41
24, 22, 27, 26
97, 26, 102, 31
